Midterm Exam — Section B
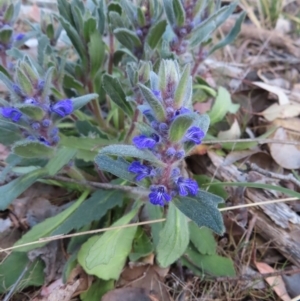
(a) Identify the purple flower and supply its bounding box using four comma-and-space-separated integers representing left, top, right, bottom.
1, 107, 22, 122
38, 136, 50, 146
128, 161, 156, 181
31, 122, 40, 130
42, 119, 51, 127
184, 126, 205, 144
133, 134, 160, 149
152, 90, 161, 99
175, 177, 198, 196
175, 150, 185, 159
24, 97, 38, 105
37, 80, 45, 91
174, 107, 191, 118
149, 185, 172, 206
51, 99, 73, 117
12, 84, 22, 95
14, 33, 25, 41
166, 147, 176, 157
49, 127, 59, 137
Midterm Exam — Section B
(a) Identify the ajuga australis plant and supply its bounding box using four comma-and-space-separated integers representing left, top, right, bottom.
0, 0, 244, 296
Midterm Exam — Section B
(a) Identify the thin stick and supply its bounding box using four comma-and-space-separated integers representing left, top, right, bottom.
247, 163, 300, 189
0, 197, 297, 254
202, 138, 300, 146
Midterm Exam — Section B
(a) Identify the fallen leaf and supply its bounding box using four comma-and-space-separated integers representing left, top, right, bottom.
255, 261, 291, 301
223, 149, 260, 166
268, 127, 300, 169
252, 81, 289, 105
102, 287, 155, 301
261, 102, 300, 121
217, 119, 241, 140
282, 272, 300, 298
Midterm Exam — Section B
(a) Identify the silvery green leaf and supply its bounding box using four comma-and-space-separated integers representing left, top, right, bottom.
137, 7, 146, 27
126, 63, 138, 86
16, 104, 45, 120
109, 11, 125, 30
88, 31, 105, 78
146, 20, 167, 49
20, 60, 39, 84
99, 145, 164, 166
37, 35, 49, 66
0, 71, 19, 100
173, 0, 185, 27
163, 0, 175, 25
4, 3, 14, 22
0, 27, 13, 44
102, 74, 133, 116
156, 203, 189, 267
12, 140, 55, 158
209, 12, 246, 55
150, 71, 159, 91
120, 0, 137, 25
194, 113, 210, 135
190, 2, 238, 48
41, 67, 54, 100
173, 190, 225, 235
174, 64, 192, 108
95, 155, 137, 184
169, 113, 198, 142
138, 83, 165, 122
72, 93, 98, 111
114, 28, 141, 51
16, 69, 33, 95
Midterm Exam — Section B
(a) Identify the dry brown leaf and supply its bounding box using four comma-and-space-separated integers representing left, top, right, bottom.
268, 127, 300, 169
255, 262, 291, 301
252, 82, 289, 105
261, 103, 300, 121
217, 119, 241, 140
118, 265, 173, 301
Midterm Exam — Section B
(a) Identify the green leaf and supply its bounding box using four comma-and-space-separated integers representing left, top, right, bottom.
163, 0, 175, 25
173, 0, 185, 26
173, 190, 225, 235
80, 279, 114, 301
4, 4, 14, 23
114, 28, 141, 50
16, 69, 33, 95
0, 253, 44, 294
0, 26, 13, 44
88, 31, 105, 78
72, 93, 98, 111
14, 190, 90, 252
207, 86, 239, 124
145, 202, 163, 248
102, 74, 133, 116
95, 155, 137, 184
169, 113, 197, 142
174, 64, 192, 108
0, 168, 47, 210
98, 144, 164, 166
16, 104, 45, 120
0, 117, 22, 145
206, 181, 300, 199
45, 147, 77, 176
60, 135, 111, 150
78, 205, 140, 280
156, 203, 189, 267
146, 20, 167, 49
190, 2, 238, 48
184, 248, 236, 276
138, 83, 166, 122
194, 175, 228, 199
12, 141, 55, 158
209, 12, 246, 54
52, 189, 124, 235
83, 17, 97, 42
189, 223, 217, 255
129, 227, 153, 262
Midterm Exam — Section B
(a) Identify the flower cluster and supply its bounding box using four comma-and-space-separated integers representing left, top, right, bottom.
0, 61, 73, 147
128, 60, 206, 206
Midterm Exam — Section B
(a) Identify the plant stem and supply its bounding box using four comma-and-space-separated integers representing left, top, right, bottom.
125, 109, 139, 143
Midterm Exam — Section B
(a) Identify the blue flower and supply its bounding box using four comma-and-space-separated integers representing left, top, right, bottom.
152, 90, 161, 99
173, 107, 191, 119
175, 177, 198, 196
149, 185, 172, 206
166, 147, 176, 157
1, 107, 22, 122
51, 99, 73, 117
133, 134, 160, 149
175, 150, 185, 159
14, 33, 25, 41
128, 161, 156, 181
42, 119, 51, 127
184, 126, 205, 144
